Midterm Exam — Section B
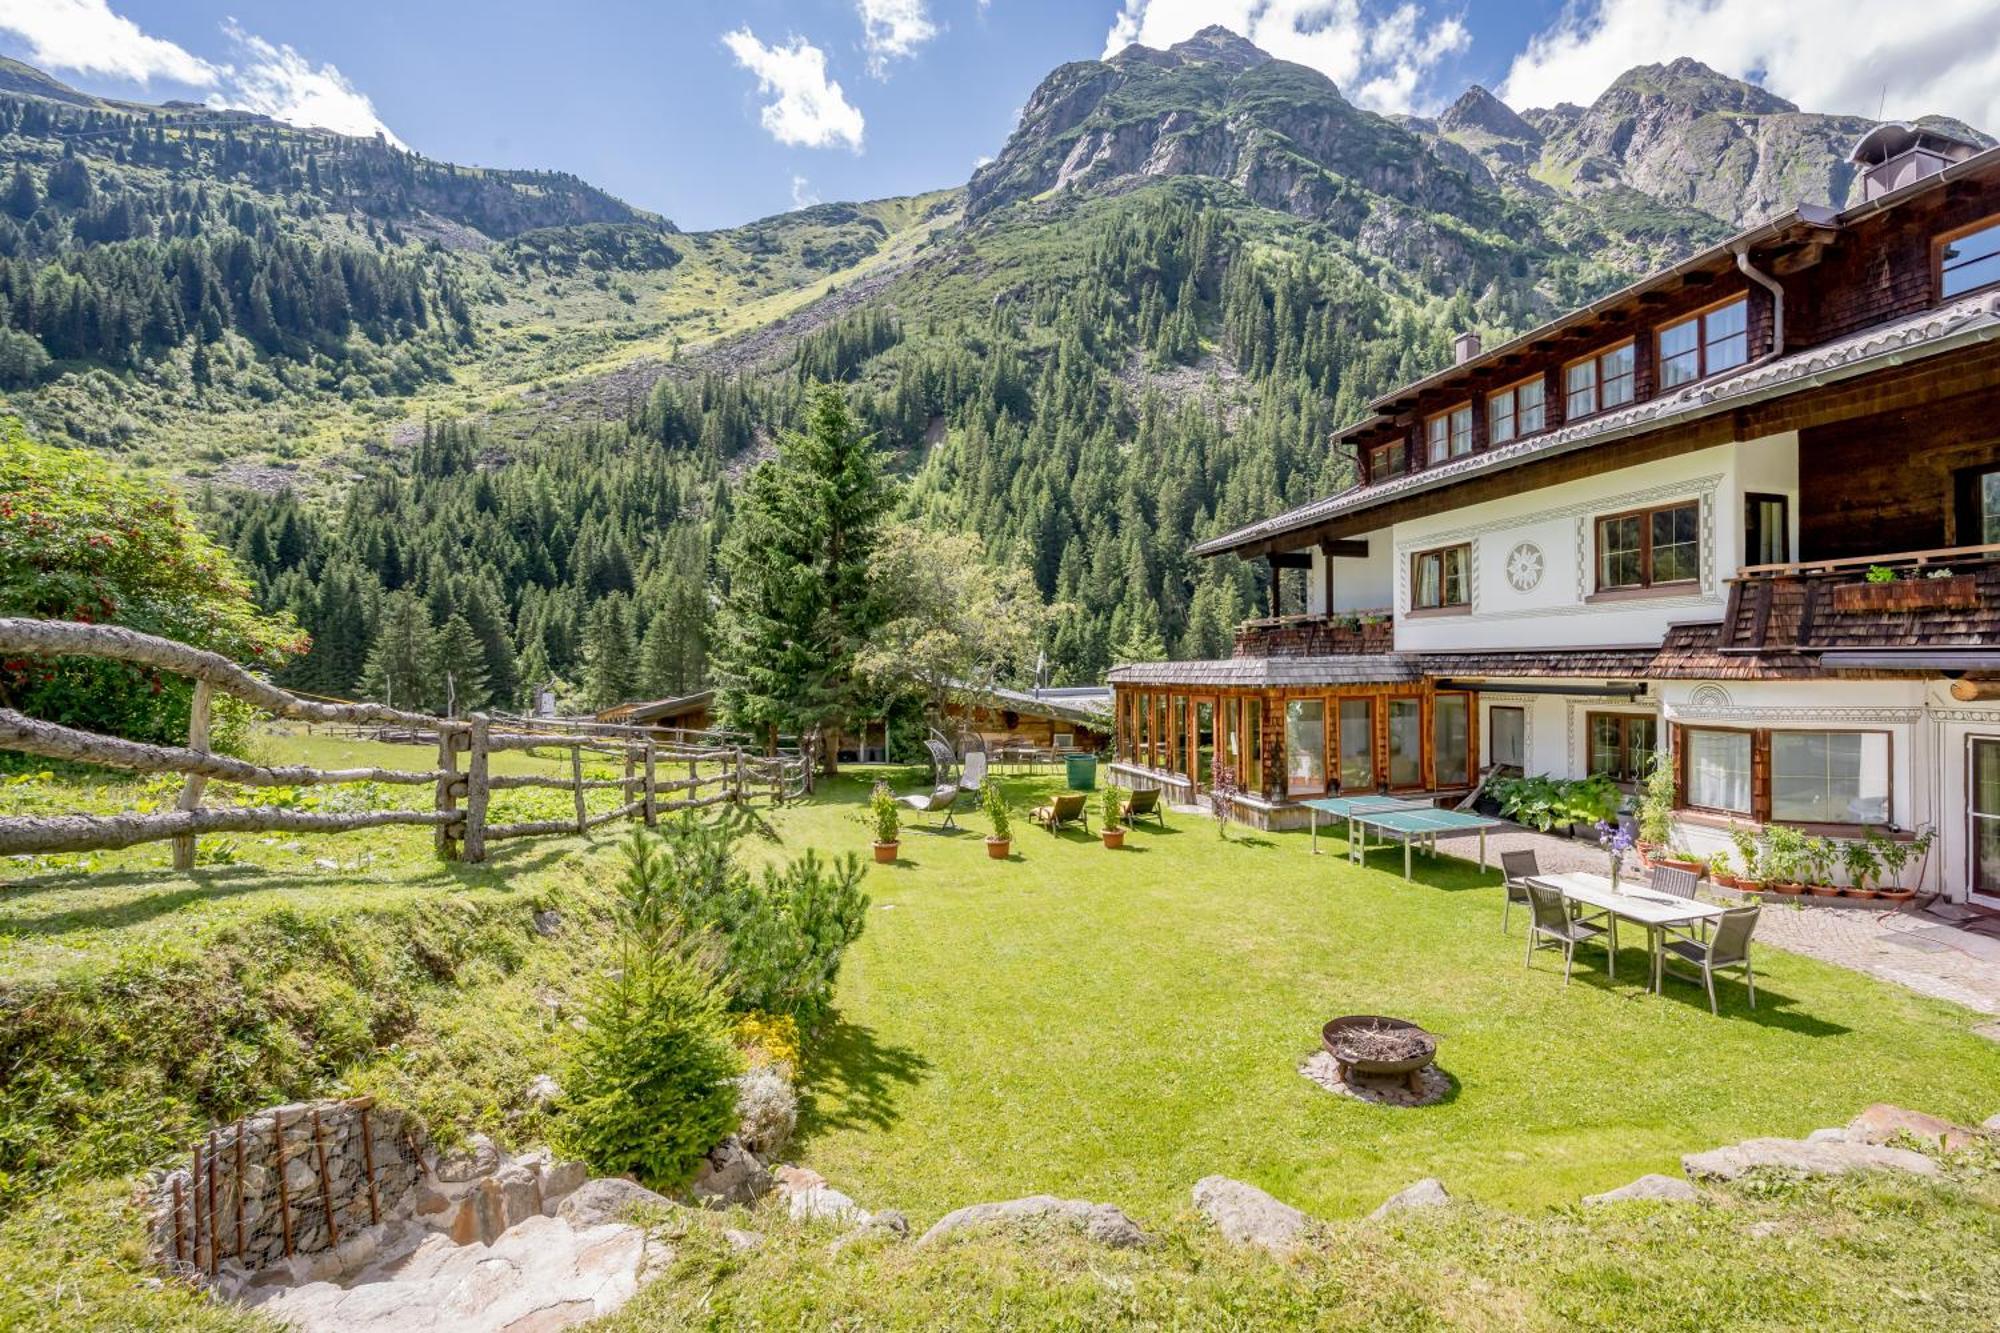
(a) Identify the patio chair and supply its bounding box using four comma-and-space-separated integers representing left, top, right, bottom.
1524, 881, 1618, 985
1659, 905, 1760, 1014
1649, 865, 1701, 900
1499, 849, 1539, 934
959, 750, 988, 793
1031, 791, 1088, 834
898, 784, 961, 831
1122, 787, 1166, 829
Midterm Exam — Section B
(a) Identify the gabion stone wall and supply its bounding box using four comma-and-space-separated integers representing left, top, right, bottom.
144, 1098, 428, 1279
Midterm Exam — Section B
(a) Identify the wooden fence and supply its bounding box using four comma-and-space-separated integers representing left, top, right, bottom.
0, 618, 813, 865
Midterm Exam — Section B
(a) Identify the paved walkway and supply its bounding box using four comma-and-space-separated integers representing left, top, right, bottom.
1479, 825, 2000, 1017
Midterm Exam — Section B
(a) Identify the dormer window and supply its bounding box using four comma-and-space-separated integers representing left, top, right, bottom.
1940, 216, 2000, 299
1425, 403, 1473, 464
1371, 437, 1407, 482
1564, 341, 1635, 420
1658, 297, 1749, 388
1487, 375, 1545, 445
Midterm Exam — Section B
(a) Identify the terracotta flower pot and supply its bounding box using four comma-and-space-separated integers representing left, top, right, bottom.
1101, 827, 1125, 849
986, 837, 1011, 860
1878, 888, 1916, 904
1839, 886, 1877, 899
1765, 880, 1801, 895
1806, 883, 1841, 897
1657, 856, 1706, 877
873, 841, 899, 865
1712, 873, 1742, 890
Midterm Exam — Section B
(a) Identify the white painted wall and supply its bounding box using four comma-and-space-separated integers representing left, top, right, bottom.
1387, 435, 1799, 652
1478, 686, 1661, 783
1304, 527, 1393, 615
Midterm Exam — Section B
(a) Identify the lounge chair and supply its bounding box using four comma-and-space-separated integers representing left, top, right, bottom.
1659, 905, 1760, 1014
1121, 787, 1166, 829
898, 784, 960, 830
1031, 791, 1088, 834
1524, 881, 1617, 985
1499, 849, 1539, 934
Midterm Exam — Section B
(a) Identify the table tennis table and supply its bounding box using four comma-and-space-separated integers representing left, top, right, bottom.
1301, 794, 1505, 880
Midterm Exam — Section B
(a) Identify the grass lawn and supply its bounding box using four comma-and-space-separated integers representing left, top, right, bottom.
774, 769, 2000, 1222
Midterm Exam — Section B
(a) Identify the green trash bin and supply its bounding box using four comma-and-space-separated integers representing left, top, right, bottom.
1065, 753, 1097, 790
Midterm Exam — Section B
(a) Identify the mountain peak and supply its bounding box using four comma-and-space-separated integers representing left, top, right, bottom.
1604, 57, 1797, 116
0, 56, 99, 109
1438, 85, 1539, 144
1165, 25, 1273, 71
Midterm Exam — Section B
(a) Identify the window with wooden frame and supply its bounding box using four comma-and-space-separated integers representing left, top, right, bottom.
1586, 712, 1658, 784
1411, 543, 1470, 610
1939, 215, 2000, 299
1425, 403, 1474, 464
1679, 725, 1755, 817
1563, 340, 1636, 419
1675, 724, 1892, 830
1434, 692, 1473, 789
1372, 438, 1407, 482
1594, 500, 1699, 592
1244, 697, 1264, 794
1486, 375, 1545, 445
1657, 296, 1749, 388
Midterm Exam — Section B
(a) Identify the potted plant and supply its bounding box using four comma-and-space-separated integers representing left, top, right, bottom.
1708, 849, 1739, 890
1727, 825, 1767, 892
1839, 837, 1880, 899
1766, 825, 1809, 894
1872, 829, 1930, 904
1802, 836, 1839, 895
1654, 846, 1707, 877
1101, 784, 1126, 849
983, 781, 1012, 860
868, 781, 900, 864
1636, 755, 1676, 861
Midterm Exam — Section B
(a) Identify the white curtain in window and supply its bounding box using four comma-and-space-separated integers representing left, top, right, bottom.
1687, 730, 1751, 813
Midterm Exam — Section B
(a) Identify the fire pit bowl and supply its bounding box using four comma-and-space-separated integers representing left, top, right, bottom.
1322, 1015, 1439, 1092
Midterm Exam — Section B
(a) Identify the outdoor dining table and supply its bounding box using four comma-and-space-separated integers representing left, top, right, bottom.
1526, 870, 1728, 994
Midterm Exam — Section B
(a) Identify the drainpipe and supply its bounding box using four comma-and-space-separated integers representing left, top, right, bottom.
1734, 246, 1784, 360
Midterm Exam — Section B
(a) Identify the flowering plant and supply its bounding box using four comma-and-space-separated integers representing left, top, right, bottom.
1596, 820, 1634, 889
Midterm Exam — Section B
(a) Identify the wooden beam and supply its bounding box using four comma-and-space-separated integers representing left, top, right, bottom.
1266, 551, 1314, 569
1319, 538, 1370, 558
1950, 679, 2000, 702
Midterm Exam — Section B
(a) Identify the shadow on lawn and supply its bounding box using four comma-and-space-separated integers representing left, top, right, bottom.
796, 1018, 933, 1141
1529, 948, 1852, 1036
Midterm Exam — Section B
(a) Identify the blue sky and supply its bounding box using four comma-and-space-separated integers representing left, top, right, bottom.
5, 2, 1998, 230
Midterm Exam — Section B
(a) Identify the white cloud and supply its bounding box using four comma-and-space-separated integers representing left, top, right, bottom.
1101, 1, 1468, 116
857, 0, 938, 76
214, 21, 402, 145
791, 174, 821, 209
723, 28, 866, 151
1500, 0, 2000, 131
0, 0, 218, 86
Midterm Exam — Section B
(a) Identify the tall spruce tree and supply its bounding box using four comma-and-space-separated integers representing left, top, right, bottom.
711, 384, 890, 769
359, 591, 439, 711
582, 593, 638, 711
432, 613, 490, 716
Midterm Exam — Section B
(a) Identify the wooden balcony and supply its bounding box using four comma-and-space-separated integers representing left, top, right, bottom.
1233, 610, 1395, 659
1719, 544, 2000, 653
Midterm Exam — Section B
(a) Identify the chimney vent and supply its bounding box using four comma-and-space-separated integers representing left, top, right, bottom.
1453, 331, 1482, 365
1849, 122, 1981, 201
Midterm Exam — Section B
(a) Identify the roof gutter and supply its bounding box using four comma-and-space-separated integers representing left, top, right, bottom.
1433, 678, 1648, 698
1734, 246, 1784, 359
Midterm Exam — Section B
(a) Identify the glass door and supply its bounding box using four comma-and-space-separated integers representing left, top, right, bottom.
1285, 699, 1327, 795
1338, 698, 1374, 792
1974, 739, 2000, 900
1387, 697, 1423, 789
1195, 700, 1215, 789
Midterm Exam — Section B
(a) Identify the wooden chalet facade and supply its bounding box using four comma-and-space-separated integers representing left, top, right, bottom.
1110, 124, 2000, 904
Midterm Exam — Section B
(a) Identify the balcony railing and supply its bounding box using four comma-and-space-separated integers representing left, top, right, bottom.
1719, 543, 2000, 653
1233, 610, 1395, 659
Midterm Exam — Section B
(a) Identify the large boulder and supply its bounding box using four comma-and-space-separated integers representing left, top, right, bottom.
1368, 1178, 1451, 1221
734, 1066, 798, 1160
689, 1137, 772, 1209
555, 1178, 674, 1228
1582, 1173, 1700, 1205
1191, 1176, 1315, 1255
1847, 1104, 1982, 1152
1682, 1137, 1938, 1181
917, 1196, 1150, 1249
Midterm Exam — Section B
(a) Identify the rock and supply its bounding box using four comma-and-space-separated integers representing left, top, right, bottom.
540, 1160, 589, 1208
450, 1178, 510, 1246
555, 1178, 673, 1228
313, 857, 339, 872
1582, 1174, 1700, 1205
532, 909, 563, 937
1191, 1176, 1315, 1255
722, 1228, 765, 1252
1847, 1103, 1981, 1151
1985, 1113, 2000, 1134
772, 1164, 824, 1193
787, 1184, 866, 1226
1681, 1137, 1939, 1181
1368, 1178, 1451, 1221
916, 1196, 1150, 1249
495, 1164, 544, 1229
413, 1182, 455, 1219
525, 1075, 563, 1110
734, 1066, 798, 1159
1804, 1127, 1848, 1144
829, 1209, 909, 1255
690, 1137, 772, 1209
435, 1134, 501, 1184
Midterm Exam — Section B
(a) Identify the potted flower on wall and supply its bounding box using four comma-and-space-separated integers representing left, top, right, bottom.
1636, 756, 1676, 863
1839, 837, 1880, 899
1802, 836, 1839, 896
869, 781, 900, 865
1727, 825, 1767, 893
1767, 825, 1810, 894
984, 782, 1013, 860
1101, 784, 1126, 849
1708, 850, 1739, 890
1872, 829, 1930, 904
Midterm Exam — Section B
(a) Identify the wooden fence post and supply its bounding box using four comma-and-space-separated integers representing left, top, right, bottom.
734, 748, 746, 805
643, 741, 657, 826
622, 746, 636, 812
463, 714, 490, 863
171, 679, 213, 871
436, 725, 463, 860
571, 744, 586, 834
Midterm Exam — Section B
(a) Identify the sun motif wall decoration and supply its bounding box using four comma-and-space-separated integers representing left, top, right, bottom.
1505, 541, 1544, 592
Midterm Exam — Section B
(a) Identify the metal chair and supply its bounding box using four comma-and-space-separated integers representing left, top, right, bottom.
1500, 849, 1539, 934
1659, 905, 1760, 1014
897, 784, 961, 831
1524, 881, 1617, 985
1649, 865, 1701, 900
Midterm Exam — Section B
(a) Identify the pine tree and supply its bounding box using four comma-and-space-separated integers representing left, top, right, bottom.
711, 384, 890, 769
581, 593, 638, 711
358, 591, 438, 711
432, 613, 490, 716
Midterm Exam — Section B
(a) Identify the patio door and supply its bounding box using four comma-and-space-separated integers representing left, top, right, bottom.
1387, 697, 1424, 790
1337, 698, 1375, 793
1194, 699, 1216, 790
1973, 739, 2000, 902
